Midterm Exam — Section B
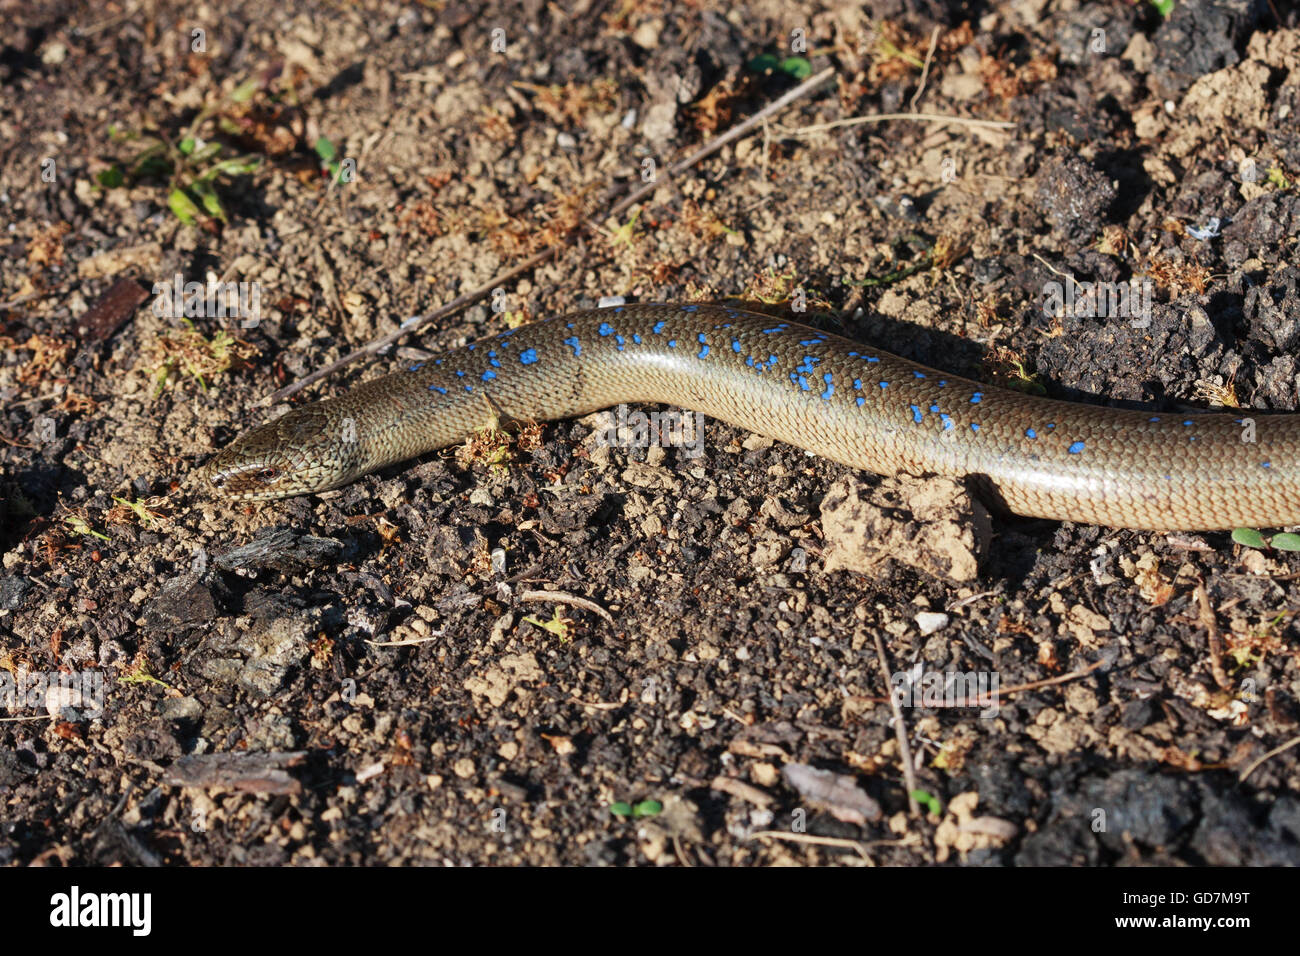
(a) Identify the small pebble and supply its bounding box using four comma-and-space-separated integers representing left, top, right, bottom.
915, 611, 950, 635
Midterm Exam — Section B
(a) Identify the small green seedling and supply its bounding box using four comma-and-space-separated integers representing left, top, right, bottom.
746, 54, 813, 79
118, 662, 171, 688
911, 789, 943, 817
522, 607, 573, 641
63, 514, 110, 542
98, 82, 262, 225
314, 136, 344, 183
1232, 528, 1300, 552
610, 799, 663, 819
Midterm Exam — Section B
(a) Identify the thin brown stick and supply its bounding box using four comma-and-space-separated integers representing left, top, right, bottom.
871, 627, 919, 818
849, 654, 1110, 705
519, 588, 615, 626
1195, 583, 1232, 691
604, 66, 836, 223
749, 829, 876, 865
269, 67, 838, 404
909, 26, 941, 111
1238, 733, 1300, 783
782, 112, 1016, 137
270, 246, 558, 402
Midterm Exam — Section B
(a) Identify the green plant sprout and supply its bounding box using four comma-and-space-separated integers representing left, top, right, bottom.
98, 79, 262, 225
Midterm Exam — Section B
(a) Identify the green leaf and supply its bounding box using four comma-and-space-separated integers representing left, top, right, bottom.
910, 789, 943, 816
1148, 0, 1175, 16
178, 136, 197, 155
138, 157, 173, 180
1270, 533, 1300, 552
609, 802, 633, 818
196, 156, 261, 182
746, 53, 780, 73
1232, 527, 1268, 550
778, 57, 812, 79
314, 136, 338, 163
230, 78, 260, 103
191, 141, 223, 164
96, 165, 125, 188
632, 799, 663, 818
167, 188, 202, 225
190, 180, 226, 220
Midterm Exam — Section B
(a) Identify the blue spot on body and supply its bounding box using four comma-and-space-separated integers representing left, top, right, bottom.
797, 375, 810, 391
598, 322, 615, 336
653, 321, 667, 334
633, 334, 642, 344
853, 379, 863, 389
615, 335, 625, 350
880, 381, 889, 389
910, 405, 923, 424
408, 362, 425, 372
430, 385, 447, 395
821, 374, 833, 399
940, 414, 953, 430
856, 397, 866, 406
971, 392, 983, 404
563, 336, 581, 356
682, 304, 698, 312
732, 338, 742, 353
1262, 461, 1272, 468
699, 344, 710, 358
456, 370, 465, 377
866, 356, 880, 363
482, 370, 496, 381
930, 404, 940, 413
1183, 420, 1194, 426
668, 339, 677, 348
1026, 428, 1036, 439
520, 348, 538, 365
913, 371, 926, 379
1150, 416, 1161, 423
1068, 441, 1085, 454
971, 423, 980, 433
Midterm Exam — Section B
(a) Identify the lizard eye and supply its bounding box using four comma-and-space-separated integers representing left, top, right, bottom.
257, 467, 279, 482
